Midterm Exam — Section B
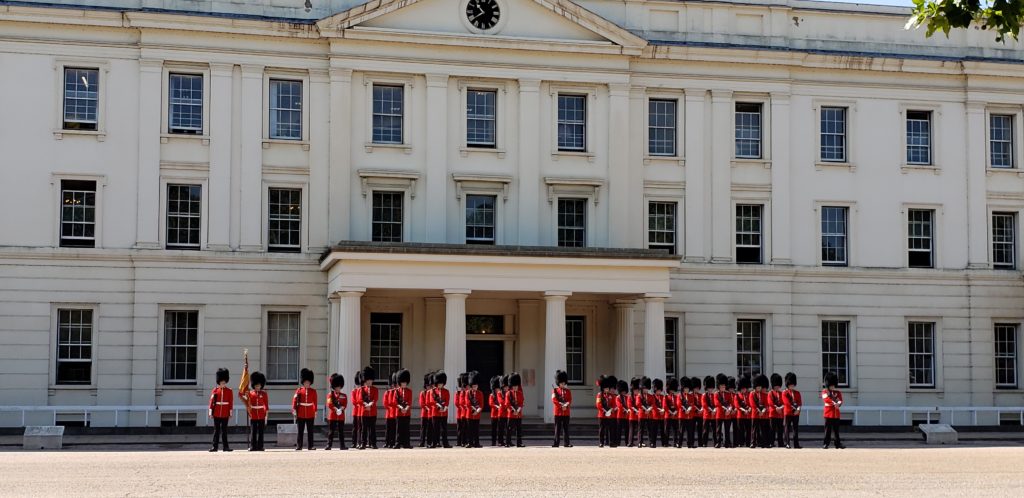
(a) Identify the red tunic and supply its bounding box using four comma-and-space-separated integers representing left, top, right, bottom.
749, 390, 769, 419
395, 387, 413, 418
433, 388, 450, 418
456, 390, 466, 420
351, 387, 363, 418
701, 392, 717, 420
768, 389, 786, 419
783, 388, 803, 417
652, 393, 667, 420
504, 389, 523, 419
243, 389, 269, 421
673, 393, 686, 420
467, 390, 484, 420
734, 390, 751, 419
209, 386, 233, 419
725, 392, 737, 420
615, 393, 629, 420
822, 389, 843, 419
292, 386, 317, 419
419, 390, 431, 419
383, 388, 396, 419
552, 387, 572, 417
326, 390, 348, 421
361, 386, 379, 417
489, 391, 504, 419
684, 392, 700, 420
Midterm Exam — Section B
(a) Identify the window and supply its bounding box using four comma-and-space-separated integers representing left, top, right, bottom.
557, 198, 587, 248
466, 89, 496, 148
648, 99, 677, 156
267, 311, 300, 383
465, 194, 496, 245
565, 316, 585, 385
60, 180, 96, 248
908, 321, 935, 388
168, 73, 204, 134
56, 309, 93, 385
269, 79, 302, 140
372, 84, 404, 144
735, 102, 763, 159
820, 107, 847, 162
821, 321, 850, 388
166, 184, 202, 250
163, 310, 199, 385
735, 204, 763, 264
821, 206, 848, 266
63, 68, 99, 131
736, 319, 764, 379
557, 94, 586, 152
990, 114, 1014, 169
268, 188, 301, 253
648, 201, 677, 254
906, 110, 932, 165
371, 191, 403, 242
665, 317, 679, 379
908, 209, 934, 268
993, 212, 1017, 269
995, 324, 1019, 388
369, 313, 402, 385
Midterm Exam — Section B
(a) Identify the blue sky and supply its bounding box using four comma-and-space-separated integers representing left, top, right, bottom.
821, 0, 915, 6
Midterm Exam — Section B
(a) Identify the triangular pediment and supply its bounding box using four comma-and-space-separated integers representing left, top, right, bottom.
317, 0, 646, 54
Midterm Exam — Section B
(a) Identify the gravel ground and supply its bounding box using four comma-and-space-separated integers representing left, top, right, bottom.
2, 445, 1023, 497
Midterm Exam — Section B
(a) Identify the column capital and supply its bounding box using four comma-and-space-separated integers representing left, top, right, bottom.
685, 88, 708, 99
711, 89, 733, 102
643, 292, 672, 301
612, 299, 637, 308
608, 82, 631, 96
329, 67, 353, 82
443, 288, 472, 297
544, 291, 572, 300
209, 62, 234, 76
770, 91, 791, 103
240, 64, 265, 77
308, 68, 329, 82
425, 73, 450, 88
519, 78, 541, 92
333, 287, 366, 298
139, 58, 165, 72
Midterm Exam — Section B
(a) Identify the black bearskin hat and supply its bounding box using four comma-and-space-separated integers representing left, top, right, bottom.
652, 378, 664, 391
423, 372, 432, 389
468, 371, 480, 387
389, 371, 397, 386
770, 373, 783, 388
355, 370, 364, 387
216, 368, 230, 384
680, 377, 691, 390
501, 375, 510, 387
330, 373, 345, 390
250, 371, 266, 389
490, 375, 501, 391
715, 373, 728, 387
824, 371, 839, 388
641, 376, 652, 390
727, 376, 737, 391
361, 365, 376, 383
300, 368, 314, 385
397, 369, 411, 385
703, 375, 715, 390
630, 376, 641, 390
692, 377, 703, 391
595, 374, 606, 390
738, 375, 751, 391
667, 377, 679, 392
606, 375, 618, 390
434, 370, 448, 386
458, 372, 468, 388
753, 373, 769, 390
555, 370, 569, 385
785, 372, 797, 387
617, 379, 629, 393
509, 372, 522, 387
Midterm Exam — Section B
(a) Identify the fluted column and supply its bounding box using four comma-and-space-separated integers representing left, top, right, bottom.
543, 291, 570, 423
336, 289, 364, 423
643, 293, 670, 381
614, 300, 636, 380
443, 289, 470, 423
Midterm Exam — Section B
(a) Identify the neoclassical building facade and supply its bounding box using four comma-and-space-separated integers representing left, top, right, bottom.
1, 0, 1023, 426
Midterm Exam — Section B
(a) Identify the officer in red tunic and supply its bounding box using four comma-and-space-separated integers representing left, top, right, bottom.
551, 370, 573, 447
395, 369, 413, 449
712, 373, 729, 448
430, 371, 451, 448
750, 373, 770, 448
690, 376, 704, 447
466, 371, 484, 448
768, 373, 786, 448
665, 378, 680, 447
822, 371, 845, 449
724, 376, 738, 448
324, 373, 348, 450
208, 368, 233, 452
455, 372, 468, 447
383, 372, 397, 449
358, 366, 379, 449
734, 375, 752, 448
350, 370, 363, 449
783, 372, 802, 449
505, 372, 524, 447
648, 378, 664, 448
683, 377, 699, 448
292, 368, 317, 451
488, 375, 504, 446
700, 375, 716, 447
419, 372, 433, 447
241, 371, 268, 451
614, 379, 629, 447
595, 375, 612, 447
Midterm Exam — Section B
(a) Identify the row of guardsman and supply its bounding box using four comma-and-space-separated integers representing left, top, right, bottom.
205, 365, 847, 452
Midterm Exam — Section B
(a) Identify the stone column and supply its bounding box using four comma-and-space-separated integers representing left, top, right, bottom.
770, 92, 792, 264
207, 63, 233, 250
443, 289, 470, 423
328, 68, 353, 243
239, 64, 264, 251
425, 74, 449, 243
336, 289, 364, 423
710, 90, 734, 263
135, 59, 163, 249
613, 300, 636, 380
683, 88, 709, 262
517, 79, 541, 245
607, 83, 631, 247
966, 100, 988, 269
543, 291, 570, 423
643, 293, 670, 382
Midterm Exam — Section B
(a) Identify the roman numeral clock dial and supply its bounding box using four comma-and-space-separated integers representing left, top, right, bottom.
466, 0, 500, 31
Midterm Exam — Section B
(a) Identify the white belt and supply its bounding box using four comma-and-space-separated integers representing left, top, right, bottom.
214, 402, 229, 405
299, 403, 314, 407
251, 405, 265, 409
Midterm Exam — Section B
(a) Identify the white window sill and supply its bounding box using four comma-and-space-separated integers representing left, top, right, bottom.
900, 164, 940, 175
986, 167, 1024, 177
731, 158, 771, 169
48, 385, 97, 392
906, 388, 942, 394
364, 142, 412, 154
994, 388, 1024, 393
53, 129, 106, 142
815, 161, 856, 172
459, 146, 505, 158
161, 134, 210, 145
551, 150, 595, 162
644, 155, 685, 166
263, 139, 310, 151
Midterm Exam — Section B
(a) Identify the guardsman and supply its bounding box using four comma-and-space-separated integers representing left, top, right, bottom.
455, 372, 468, 447
358, 366, 379, 449
350, 370, 363, 449
595, 375, 608, 447
383, 372, 397, 448
419, 372, 433, 448
769, 373, 786, 448
665, 378, 680, 448
648, 378, 664, 448
734, 375, 752, 449
241, 371, 268, 451
627, 377, 641, 447
683, 377, 699, 448
325, 373, 348, 450
292, 368, 317, 451
506, 372, 525, 447
488, 375, 504, 446
395, 369, 413, 449
690, 376, 704, 447
700, 375, 716, 448
712, 374, 729, 448
466, 371, 484, 448
822, 371, 845, 449
724, 376, 738, 448
604, 376, 619, 448
615, 379, 629, 447
750, 373, 770, 448
783, 372, 802, 449
552, 370, 573, 447
430, 371, 451, 448
209, 368, 233, 452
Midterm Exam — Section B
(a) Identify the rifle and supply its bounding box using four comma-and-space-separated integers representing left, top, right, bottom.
737, 391, 751, 415
396, 387, 409, 413
667, 393, 678, 417
331, 391, 344, 417
553, 385, 569, 410
599, 393, 614, 418
469, 389, 481, 415
433, 387, 446, 412
753, 390, 766, 416
827, 389, 842, 408
786, 389, 801, 414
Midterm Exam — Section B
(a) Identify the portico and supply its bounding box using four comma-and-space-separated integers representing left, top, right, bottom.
320, 241, 678, 422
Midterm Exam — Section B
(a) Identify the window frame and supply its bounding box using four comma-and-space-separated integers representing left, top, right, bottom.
735, 317, 769, 379
907, 320, 939, 390
994, 322, 1020, 389
51, 173, 106, 249
899, 104, 941, 170
985, 107, 1023, 171
647, 200, 679, 255
263, 72, 310, 143
263, 181, 308, 253
455, 176, 510, 245
464, 193, 499, 245
664, 316, 680, 380
363, 75, 414, 151
555, 196, 589, 248
820, 319, 852, 388
163, 67, 210, 137
565, 315, 586, 386
163, 183, 205, 251
733, 97, 770, 161
370, 190, 407, 243
262, 306, 307, 385
644, 90, 685, 164
647, 97, 680, 158
158, 306, 204, 387
819, 205, 850, 267
52, 59, 109, 141
991, 211, 1018, 270
49, 303, 98, 389
818, 106, 849, 163
368, 312, 404, 387
734, 203, 764, 264
548, 85, 596, 159
457, 80, 509, 156
905, 205, 939, 269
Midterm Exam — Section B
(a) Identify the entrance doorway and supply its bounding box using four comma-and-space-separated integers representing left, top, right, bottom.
466, 315, 507, 412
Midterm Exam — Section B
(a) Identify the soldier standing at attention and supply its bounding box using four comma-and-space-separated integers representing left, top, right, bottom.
358, 366, 379, 449
350, 370, 363, 449
822, 372, 845, 449
430, 371, 451, 448
552, 370, 573, 447
324, 373, 347, 450
488, 375, 504, 447
208, 368, 233, 452
783, 372, 802, 449
395, 369, 413, 449
292, 368, 317, 451
241, 371, 268, 452
383, 372, 397, 449
769, 373, 786, 448
506, 372, 525, 447
419, 372, 433, 447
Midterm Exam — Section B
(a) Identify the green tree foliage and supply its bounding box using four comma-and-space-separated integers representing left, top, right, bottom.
907, 0, 1023, 42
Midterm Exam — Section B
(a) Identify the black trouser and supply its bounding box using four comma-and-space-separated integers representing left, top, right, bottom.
615, 419, 626, 446
684, 419, 696, 448
755, 419, 770, 447
608, 418, 620, 447
420, 417, 430, 447
351, 416, 361, 447
824, 418, 842, 447
467, 419, 480, 447
385, 417, 397, 447
212, 417, 230, 449
784, 415, 800, 448
295, 418, 314, 450
735, 419, 750, 448
553, 415, 571, 446
646, 419, 660, 447
666, 418, 678, 447
432, 416, 449, 447
505, 418, 522, 446
491, 418, 504, 446
360, 416, 377, 448
627, 420, 639, 446
598, 418, 608, 446
325, 420, 346, 449
397, 417, 411, 448
725, 419, 735, 447
702, 418, 716, 447
771, 418, 784, 447
249, 419, 265, 450
456, 418, 464, 446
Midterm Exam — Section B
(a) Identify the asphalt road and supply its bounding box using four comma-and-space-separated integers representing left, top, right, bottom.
2, 445, 1023, 497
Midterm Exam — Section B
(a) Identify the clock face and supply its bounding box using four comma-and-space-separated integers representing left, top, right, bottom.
466, 0, 501, 31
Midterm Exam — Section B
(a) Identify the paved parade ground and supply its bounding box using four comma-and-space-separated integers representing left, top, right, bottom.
2, 443, 1024, 497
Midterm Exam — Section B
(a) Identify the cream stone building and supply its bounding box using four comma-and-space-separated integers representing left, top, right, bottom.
1, 0, 1023, 427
